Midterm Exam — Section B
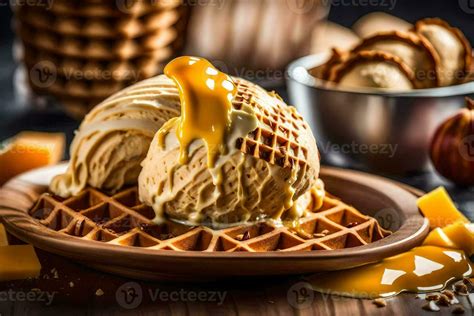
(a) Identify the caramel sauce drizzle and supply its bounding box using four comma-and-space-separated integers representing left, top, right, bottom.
158, 56, 236, 168
309, 246, 473, 298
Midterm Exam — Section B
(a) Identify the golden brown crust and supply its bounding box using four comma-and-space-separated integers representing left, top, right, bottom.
310, 48, 348, 81
16, 5, 181, 39
351, 30, 440, 88
17, 20, 178, 60
22, 42, 169, 82
414, 18, 472, 83
26, 185, 391, 250
329, 50, 417, 88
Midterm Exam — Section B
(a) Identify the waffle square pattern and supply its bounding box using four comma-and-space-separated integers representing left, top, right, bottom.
29, 187, 391, 252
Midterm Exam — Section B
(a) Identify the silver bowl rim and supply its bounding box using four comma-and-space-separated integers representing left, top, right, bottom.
287, 53, 474, 98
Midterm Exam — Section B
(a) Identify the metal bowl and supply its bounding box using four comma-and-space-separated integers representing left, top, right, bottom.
287, 53, 474, 174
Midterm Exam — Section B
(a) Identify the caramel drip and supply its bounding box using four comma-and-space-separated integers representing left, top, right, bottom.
309, 246, 473, 298
158, 56, 236, 168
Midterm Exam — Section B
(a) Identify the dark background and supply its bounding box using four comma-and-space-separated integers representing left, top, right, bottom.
2, 0, 474, 73
329, 0, 474, 41
3, 0, 474, 47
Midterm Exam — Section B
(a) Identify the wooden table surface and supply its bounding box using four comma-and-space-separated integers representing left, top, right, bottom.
0, 233, 472, 316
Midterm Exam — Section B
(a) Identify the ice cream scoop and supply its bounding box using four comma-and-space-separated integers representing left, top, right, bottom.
139, 57, 320, 227
415, 18, 472, 86
352, 12, 413, 38
329, 51, 416, 90
50, 75, 181, 198
351, 31, 439, 88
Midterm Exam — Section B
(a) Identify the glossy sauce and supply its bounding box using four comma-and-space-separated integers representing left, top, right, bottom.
158, 56, 236, 167
309, 245, 473, 298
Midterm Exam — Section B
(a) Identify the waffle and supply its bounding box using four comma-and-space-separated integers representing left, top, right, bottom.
18, 22, 178, 60
414, 18, 472, 86
27, 73, 140, 99
329, 50, 417, 88
41, 0, 182, 18
350, 31, 440, 88
17, 6, 180, 39
232, 79, 315, 171
23, 44, 172, 82
29, 186, 391, 252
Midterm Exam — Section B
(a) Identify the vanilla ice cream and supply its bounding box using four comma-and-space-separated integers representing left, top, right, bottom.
351, 31, 439, 88
50, 75, 181, 197
139, 57, 320, 227
415, 18, 471, 86
331, 51, 415, 90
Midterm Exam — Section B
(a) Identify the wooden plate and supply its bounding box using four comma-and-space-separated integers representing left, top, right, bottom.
0, 163, 429, 281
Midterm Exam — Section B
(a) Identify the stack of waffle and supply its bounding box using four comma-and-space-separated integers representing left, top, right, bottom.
14, 0, 187, 118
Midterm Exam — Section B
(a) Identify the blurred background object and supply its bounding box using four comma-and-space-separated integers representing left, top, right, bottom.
12, 0, 188, 118
8, 0, 330, 116
430, 97, 474, 186
1, 0, 473, 119
184, 0, 329, 86
0, 131, 65, 185
311, 21, 359, 54
352, 12, 412, 38
288, 12, 474, 175
288, 53, 474, 174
